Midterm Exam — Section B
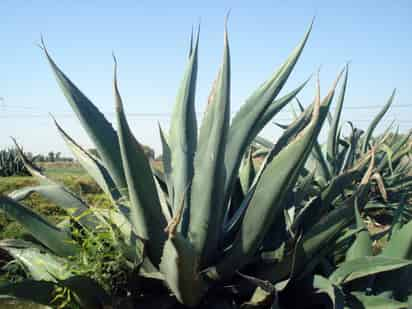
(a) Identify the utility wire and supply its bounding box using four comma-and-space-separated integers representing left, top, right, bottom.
2, 103, 412, 113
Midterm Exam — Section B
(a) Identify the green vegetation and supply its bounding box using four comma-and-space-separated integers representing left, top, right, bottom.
0, 20, 411, 309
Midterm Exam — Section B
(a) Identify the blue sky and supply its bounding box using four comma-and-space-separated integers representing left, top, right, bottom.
1, 1, 411, 156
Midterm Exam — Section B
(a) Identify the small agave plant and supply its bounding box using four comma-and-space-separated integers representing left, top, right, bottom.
0, 147, 32, 177
0, 18, 412, 309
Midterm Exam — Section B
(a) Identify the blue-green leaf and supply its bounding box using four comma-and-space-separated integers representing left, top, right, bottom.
42, 42, 127, 195
223, 21, 313, 209
361, 89, 396, 153
326, 64, 348, 173
114, 61, 166, 265
168, 28, 199, 217
0, 195, 78, 257
188, 24, 231, 263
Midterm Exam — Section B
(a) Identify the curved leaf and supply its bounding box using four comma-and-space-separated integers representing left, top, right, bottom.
11, 139, 98, 229
329, 256, 412, 285
361, 89, 396, 153
0, 239, 72, 281
42, 42, 127, 195
168, 28, 199, 216
114, 61, 166, 265
239, 149, 256, 195
214, 72, 340, 278
313, 275, 344, 309
9, 185, 99, 229
188, 24, 230, 263
326, 64, 348, 172
223, 21, 313, 208
159, 233, 206, 306
381, 219, 412, 259
54, 120, 121, 201
0, 195, 78, 257
345, 198, 373, 261
251, 77, 311, 139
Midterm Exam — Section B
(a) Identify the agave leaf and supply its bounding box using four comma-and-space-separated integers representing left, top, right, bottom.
54, 120, 121, 201
302, 153, 374, 260
287, 155, 375, 284
159, 232, 206, 306
8, 185, 99, 229
296, 227, 366, 282
329, 256, 412, 285
250, 77, 311, 139
158, 124, 173, 206
0, 280, 56, 306
290, 196, 322, 234
113, 61, 166, 265
377, 130, 412, 172
239, 149, 256, 195
340, 123, 360, 172
371, 172, 387, 201
321, 153, 372, 206
223, 21, 313, 208
268, 101, 314, 159
188, 24, 231, 262
345, 198, 373, 261
381, 219, 412, 259
311, 139, 332, 181
58, 276, 110, 309
214, 72, 340, 278
292, 171, 316, 209
347, 292, 407, 309
0, 239, 72, 281
0, 195, 78, 257
361, 89, 396, 153
222, 103, 315, 244
95, 208, 145, 263
289, 95, 330, 182
154, 176, 173, 223
380, 144, 394, 175
326, 64, 348, 173
245, 287, 275, 307
41, 42, 127, 195
11, 139, 98, 229
313, 275, 344, 309
222, 184, 254, 243
388, 195, 407, 240
292, 98, 331, 183
168, 28, 199, 218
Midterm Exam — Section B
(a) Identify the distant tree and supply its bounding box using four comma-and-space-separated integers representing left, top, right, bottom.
48, 151, 55, 162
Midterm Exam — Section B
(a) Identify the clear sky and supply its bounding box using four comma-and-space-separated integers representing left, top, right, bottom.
1, 1, 411, 156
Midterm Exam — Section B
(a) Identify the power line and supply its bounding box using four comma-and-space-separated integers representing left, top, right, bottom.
1, 102, 411, 113
0, 114, 412, 125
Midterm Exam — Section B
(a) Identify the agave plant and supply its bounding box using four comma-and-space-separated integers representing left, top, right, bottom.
0, 148, 32, 177
255, 65, 411, 228
0, 19, 411, 309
